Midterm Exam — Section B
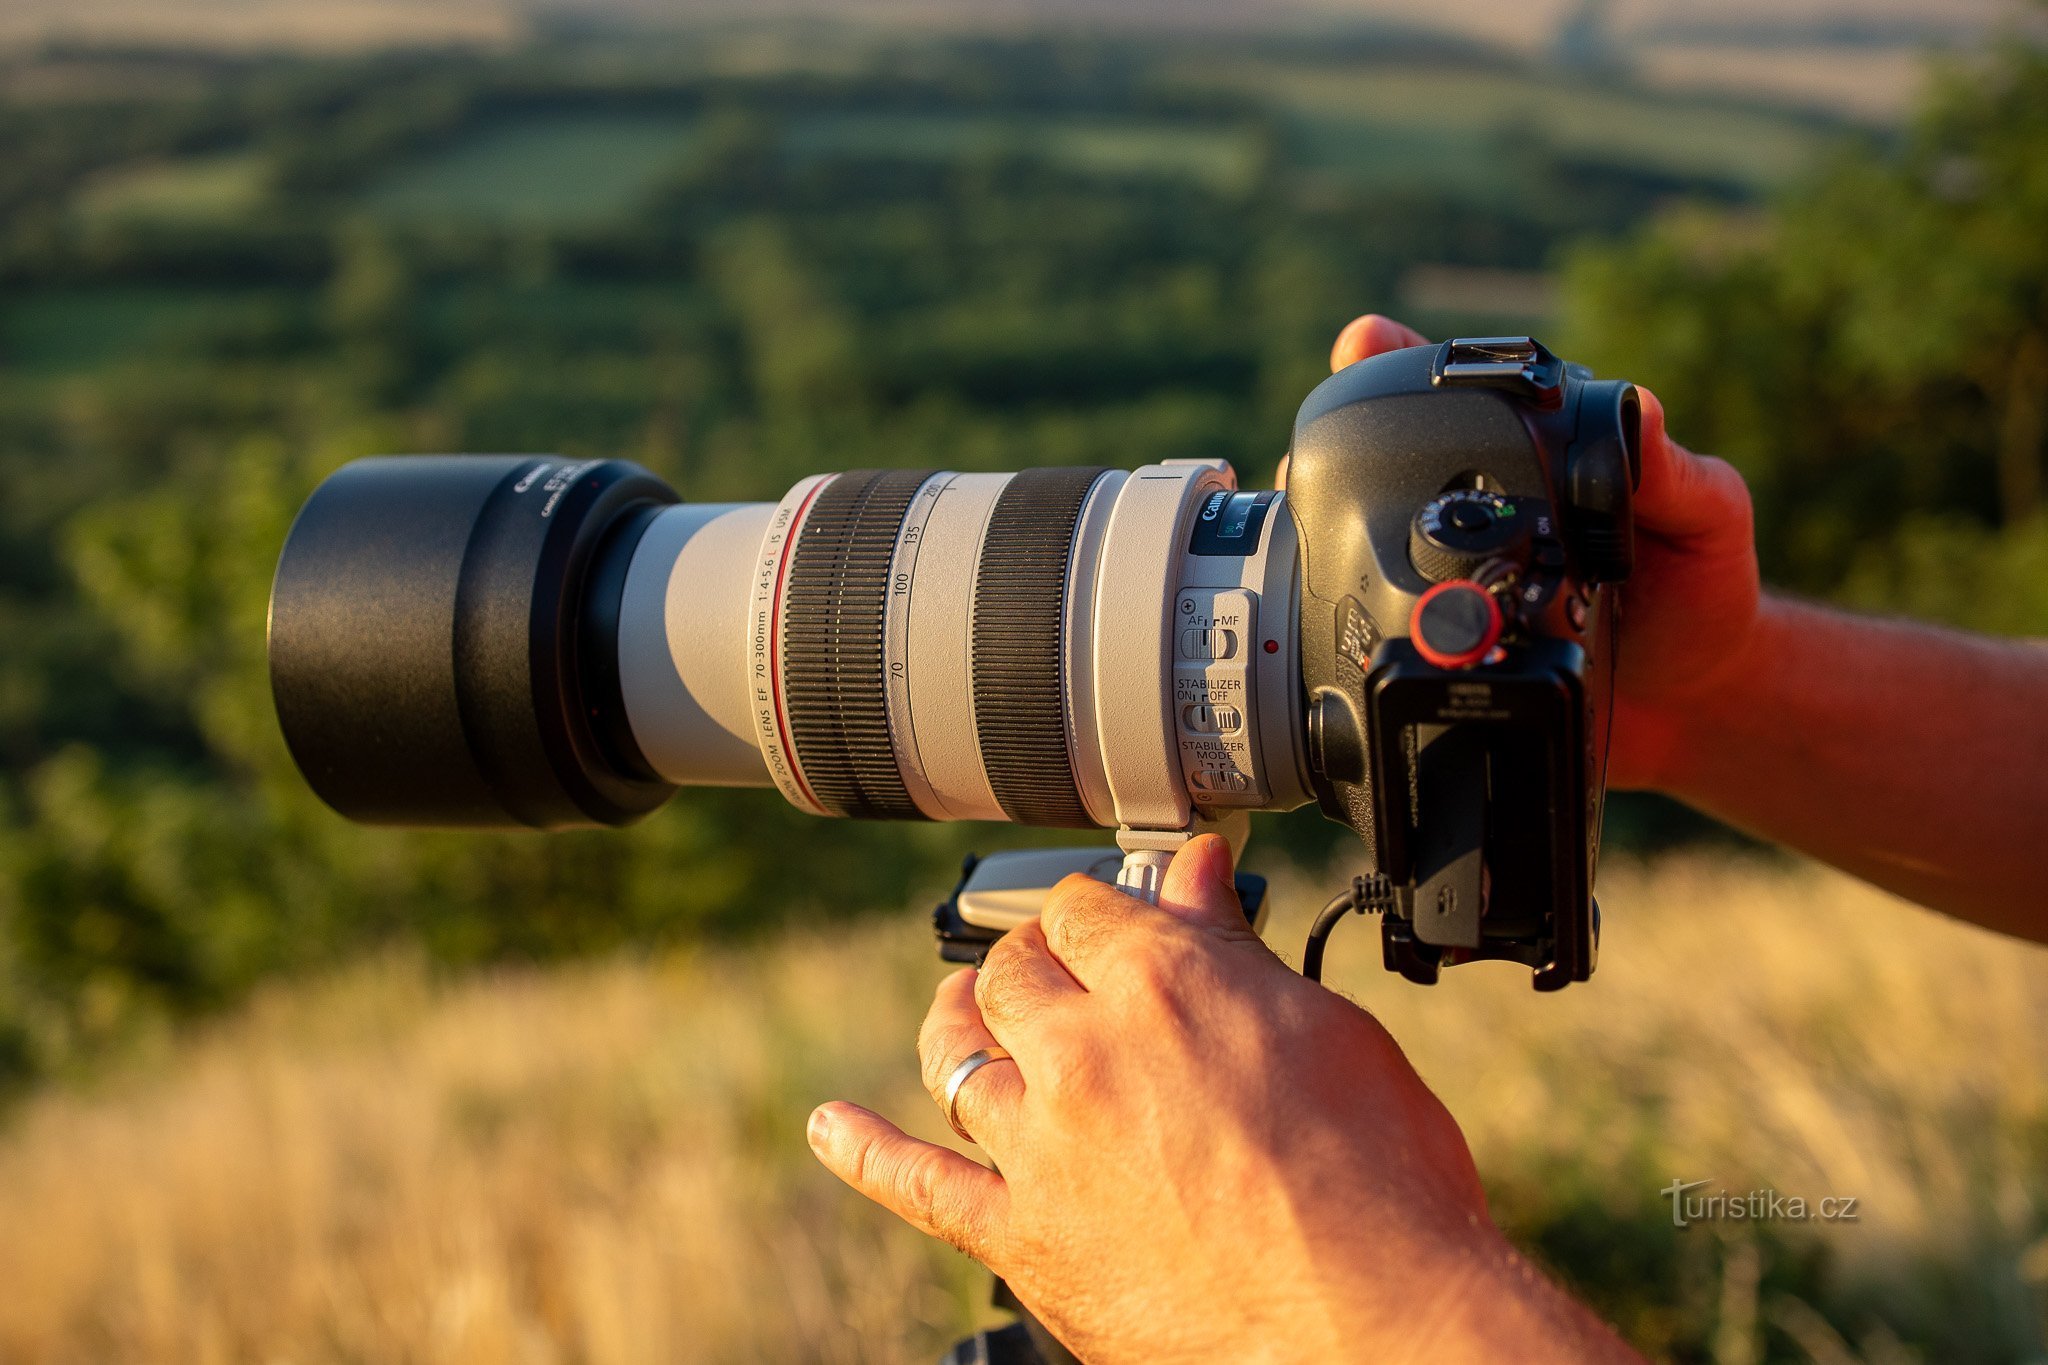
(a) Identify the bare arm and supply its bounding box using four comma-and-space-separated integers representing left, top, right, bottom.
1665, 597, 2048, 939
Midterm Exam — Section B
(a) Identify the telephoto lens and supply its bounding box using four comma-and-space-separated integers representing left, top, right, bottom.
269, 454, 1314, 833
269, 337, 1639, 992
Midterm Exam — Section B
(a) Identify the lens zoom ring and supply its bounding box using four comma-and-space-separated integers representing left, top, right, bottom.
782, 469, 936, 819
972, 467, 1109, 829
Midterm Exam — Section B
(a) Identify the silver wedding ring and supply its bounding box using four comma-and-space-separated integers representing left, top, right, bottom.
942, 1045, 1014, 1142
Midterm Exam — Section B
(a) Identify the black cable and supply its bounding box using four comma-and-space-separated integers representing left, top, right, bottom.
1301, 875, 1398, 982
1301, 879, 1363, 982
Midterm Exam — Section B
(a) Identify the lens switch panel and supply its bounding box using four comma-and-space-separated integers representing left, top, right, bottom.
1173, 587, 1263, 806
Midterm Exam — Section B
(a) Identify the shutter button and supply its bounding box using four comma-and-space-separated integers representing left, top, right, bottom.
1409, 581, 1502, 670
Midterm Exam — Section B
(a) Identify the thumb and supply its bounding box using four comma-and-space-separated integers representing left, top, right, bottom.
1156, 834, 1243, 929
1630, 386, 1754, 550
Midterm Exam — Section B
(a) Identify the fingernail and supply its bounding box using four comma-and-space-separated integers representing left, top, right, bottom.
807, 1106, 834, 1149
1204, 834, 1235, 884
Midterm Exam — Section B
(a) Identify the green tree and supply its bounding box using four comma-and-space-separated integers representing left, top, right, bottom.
1560, 38, 2048, 630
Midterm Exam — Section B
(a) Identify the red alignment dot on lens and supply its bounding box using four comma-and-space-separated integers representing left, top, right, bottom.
1263, 639, 1279, 654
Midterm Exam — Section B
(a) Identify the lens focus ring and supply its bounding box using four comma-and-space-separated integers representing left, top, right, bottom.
780, 468, 937, 819
972, 466, 1110, 829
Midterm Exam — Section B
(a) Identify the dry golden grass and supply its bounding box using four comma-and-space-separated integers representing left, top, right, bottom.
0, 855, 2042, 1363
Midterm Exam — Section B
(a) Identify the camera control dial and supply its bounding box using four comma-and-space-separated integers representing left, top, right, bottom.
1409, 581, 1504, 670
1409, 490, 1534, 583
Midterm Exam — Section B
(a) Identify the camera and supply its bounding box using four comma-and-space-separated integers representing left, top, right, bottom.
268, 337, 1638, 989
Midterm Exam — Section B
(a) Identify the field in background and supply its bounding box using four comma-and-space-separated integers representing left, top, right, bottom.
4, 27, 2046, 1365
0, 0, 2003, 122
362, 113, 702, 227
30, 57, 1834, 242
0, 857, 2042, 1364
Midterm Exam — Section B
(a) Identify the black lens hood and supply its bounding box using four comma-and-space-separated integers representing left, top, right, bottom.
268, 455, 680, 829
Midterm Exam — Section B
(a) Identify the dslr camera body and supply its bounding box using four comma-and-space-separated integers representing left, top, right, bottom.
269, 337, 1639, 989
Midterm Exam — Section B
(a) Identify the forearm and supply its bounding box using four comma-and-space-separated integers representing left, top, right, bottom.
1360, 1228, 1640, 1365
1662, 594, 2048, 939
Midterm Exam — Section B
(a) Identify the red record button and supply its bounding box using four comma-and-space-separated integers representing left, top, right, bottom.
1410, 581, 1502, 669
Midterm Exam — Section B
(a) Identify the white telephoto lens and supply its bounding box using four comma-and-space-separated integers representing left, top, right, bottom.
615, 461, 1312, 830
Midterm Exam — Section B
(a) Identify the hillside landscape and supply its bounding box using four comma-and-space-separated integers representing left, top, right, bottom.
1, 14, 2046, 1364
0, 0, 2024, 117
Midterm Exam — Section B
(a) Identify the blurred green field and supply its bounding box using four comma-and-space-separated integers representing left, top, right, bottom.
17, 56, 1833, 246
1193, 62, 1837, 192
71, 151, 268, 227
0, 287, 285, 377
784, 114, 1267, 194
362, 112, 702, 226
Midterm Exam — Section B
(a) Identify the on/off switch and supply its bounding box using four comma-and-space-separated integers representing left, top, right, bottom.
1180, 702, 1243, 733
1178, 626, 1238, 660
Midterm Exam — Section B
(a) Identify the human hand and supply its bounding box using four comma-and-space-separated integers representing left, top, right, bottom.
1325, 315, 1762, 791
807, 837, 1638, 1364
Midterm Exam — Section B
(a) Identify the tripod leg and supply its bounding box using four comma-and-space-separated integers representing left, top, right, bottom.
939, 1320, 1040, 1365
939, 1278, 1080, 1365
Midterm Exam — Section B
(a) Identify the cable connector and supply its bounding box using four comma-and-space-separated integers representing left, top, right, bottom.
1355, 874, 1396, 915
1301, 873, 1397, 982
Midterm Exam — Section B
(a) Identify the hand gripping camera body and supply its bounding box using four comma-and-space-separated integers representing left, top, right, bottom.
268, 338, 1639, 989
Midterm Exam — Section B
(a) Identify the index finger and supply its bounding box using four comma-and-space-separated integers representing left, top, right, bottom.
1331, 313, 1432, 372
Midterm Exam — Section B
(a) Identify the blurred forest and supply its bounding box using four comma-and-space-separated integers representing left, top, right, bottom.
0, 25, 2043, 1097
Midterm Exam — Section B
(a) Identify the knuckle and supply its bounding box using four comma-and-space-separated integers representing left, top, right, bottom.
1044, 904, 1108, 962
1044, 873, 1117, 925
919, 1021, 977, 1095
900, 1150, 983, 1258
845, 1131, 878, 1190
1046, 879, 1143, 950
1707, 456, 1755, 517
972, 951, 1012, 1016
901, 1147, 946, 1218
974, 935, 1040, 1020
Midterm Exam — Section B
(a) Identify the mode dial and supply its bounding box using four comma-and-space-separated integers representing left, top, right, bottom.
1408, 490, 1535, 583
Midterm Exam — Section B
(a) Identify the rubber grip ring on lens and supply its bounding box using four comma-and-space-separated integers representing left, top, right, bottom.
971, 466, 1110, 829
780, 469, 938, 819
